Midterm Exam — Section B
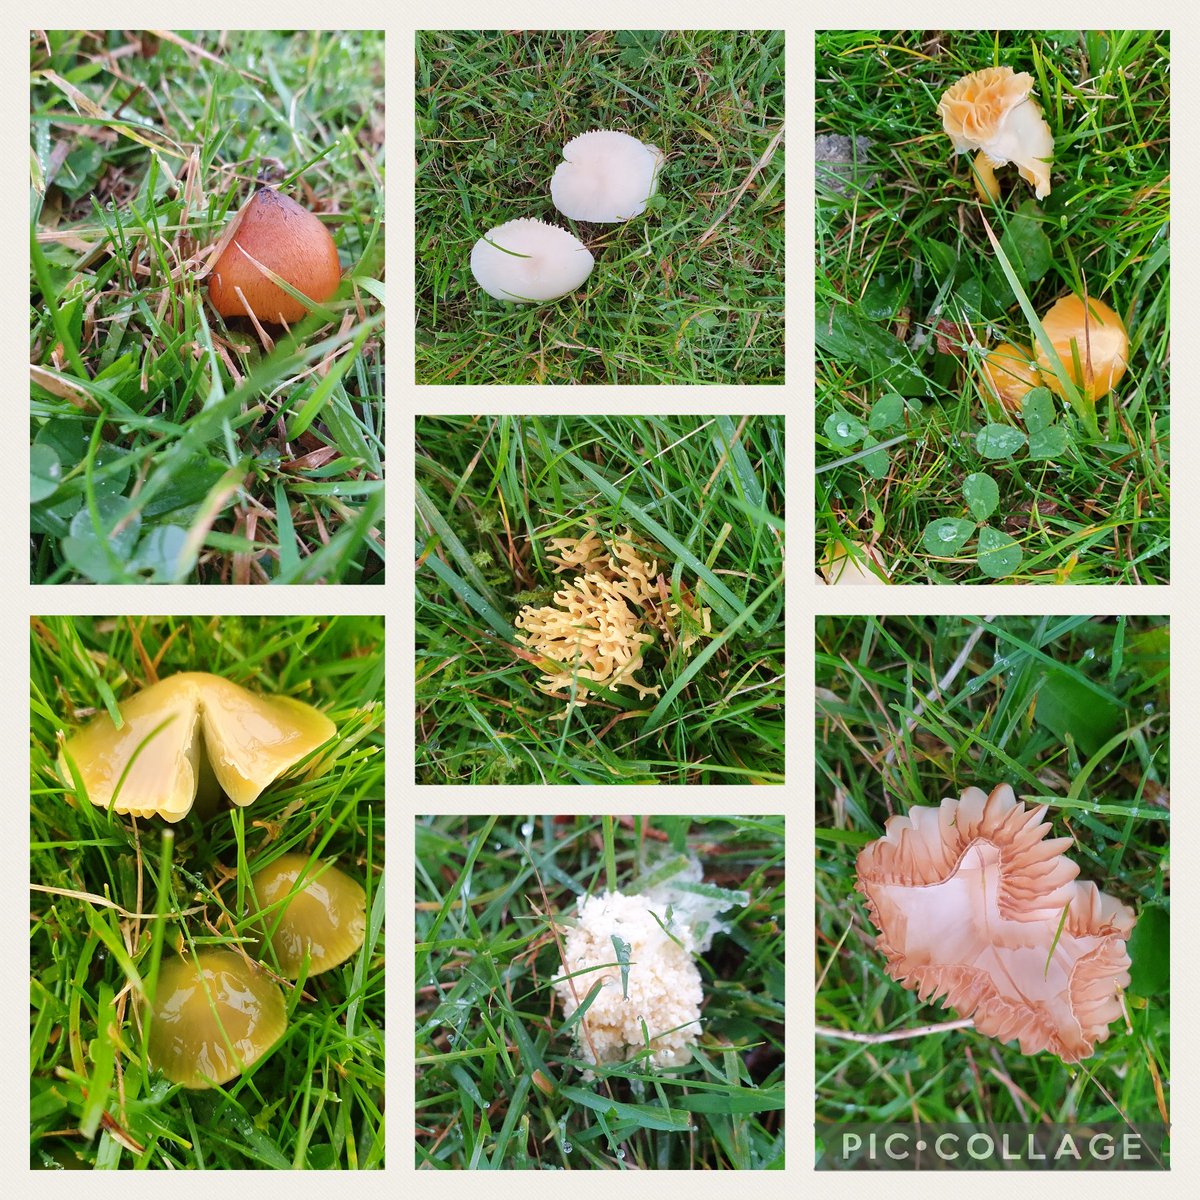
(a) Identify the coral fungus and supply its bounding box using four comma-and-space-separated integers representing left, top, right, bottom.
514, 526, 710, 710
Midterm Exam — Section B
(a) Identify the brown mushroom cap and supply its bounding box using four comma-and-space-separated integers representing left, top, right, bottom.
855, 784, 1135, 1061
979, 342, 1042, 413
1033, 295, 1129, 403
251, 852, 367, 977
58, 672, 335, 822
146, 950, 287, 1088
208, 186, 340, 324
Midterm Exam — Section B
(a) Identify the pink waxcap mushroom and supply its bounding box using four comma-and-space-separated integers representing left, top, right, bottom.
551, 130, 664, 222
470, 218, 594, 303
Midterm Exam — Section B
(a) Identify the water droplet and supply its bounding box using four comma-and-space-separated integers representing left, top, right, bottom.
938, 522, 959, 542
617, 1148, 626, 1159
835, 421, 851, 438
520, 821, 533, 837
562, 1142, 573, 1154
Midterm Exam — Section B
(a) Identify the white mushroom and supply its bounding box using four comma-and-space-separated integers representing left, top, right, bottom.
550, 130, 664, 222
469, 218, 594, 303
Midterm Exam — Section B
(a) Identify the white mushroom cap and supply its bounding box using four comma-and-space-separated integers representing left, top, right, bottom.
551, 130, 664, 222
470, 218, 594, 304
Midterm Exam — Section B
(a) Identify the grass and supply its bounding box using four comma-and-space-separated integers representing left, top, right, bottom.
816, 30, 1169, 583
416, 814, 785, 1170
30, 615, 385, 1169
815, 616, 1169, 1153
415, 29, 784, 384
415, 415, 785, 784
30, 30, 385, 584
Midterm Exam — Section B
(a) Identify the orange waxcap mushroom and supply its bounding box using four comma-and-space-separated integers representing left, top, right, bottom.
979, 342, 1042, 413
146, 950, 287, 1088
58, 672, 335, 822
251, 852, 367, 977
209, 186, 340, 324
856, 784, 1135, 1061
1033, 294, 1129, 403
938, 67, 1054, 199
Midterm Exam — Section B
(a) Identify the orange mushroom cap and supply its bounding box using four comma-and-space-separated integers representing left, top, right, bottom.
855, 784, 1135, 1061
1033, 294, 1129, 403
208, 186, 340, 324
979, 342, 1042, 413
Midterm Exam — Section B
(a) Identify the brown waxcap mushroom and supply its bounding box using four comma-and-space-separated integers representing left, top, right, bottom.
1033, 294, 1129, 403
855, 784, 1135, 1061
251, 852, 367, 977
146, 950, 287, 1088
209, 186, 340, 324
470, 218, 594, 303
59, 672, 335, 823
979, 342, 1042, 413
550, 130, 664, 222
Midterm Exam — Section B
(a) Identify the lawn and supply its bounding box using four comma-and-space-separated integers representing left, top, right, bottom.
415, 414, 785, 784
416, 814, 785, 1169
415, 29, 784, 384
30, 30, 385, 584
816, 30, 1169, 583
815, 615, 1169, 1160
30, 615, 385, 1169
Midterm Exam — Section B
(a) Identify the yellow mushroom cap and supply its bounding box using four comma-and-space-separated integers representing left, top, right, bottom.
147, 951, 287, 1088
58, 672, 335, 822
980, 342, 1042, 413
1033, 295, 1129, 402
251, 853, 367, 977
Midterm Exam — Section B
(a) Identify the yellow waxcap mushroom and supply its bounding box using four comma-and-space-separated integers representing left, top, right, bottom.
979, 342, 1042, 413
1033, 295, 1129, 403
146, 950, 287, 1088
251, 853, 367, 977
59, 672, 335, 822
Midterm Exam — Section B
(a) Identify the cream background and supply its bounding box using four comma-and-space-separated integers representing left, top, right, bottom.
3, 1, 1191, 1196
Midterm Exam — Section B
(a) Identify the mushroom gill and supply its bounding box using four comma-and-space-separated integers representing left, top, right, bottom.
937, 66, 1054, 199
855, 783, 1135, 1061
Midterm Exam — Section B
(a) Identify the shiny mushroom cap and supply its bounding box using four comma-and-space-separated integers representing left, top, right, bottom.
209, 186, 341, 324
251, 852, 367, 977
818, 540, 890, 585
470, 218, 594, 303
938, 67, 1054, 199
855, 783, 1135, 1061
59, 672, 335, 822
1033, 294, 1129, 403
146, 950, 287, 1088
979, 342, 1043, 413
550, 130, 664, 222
